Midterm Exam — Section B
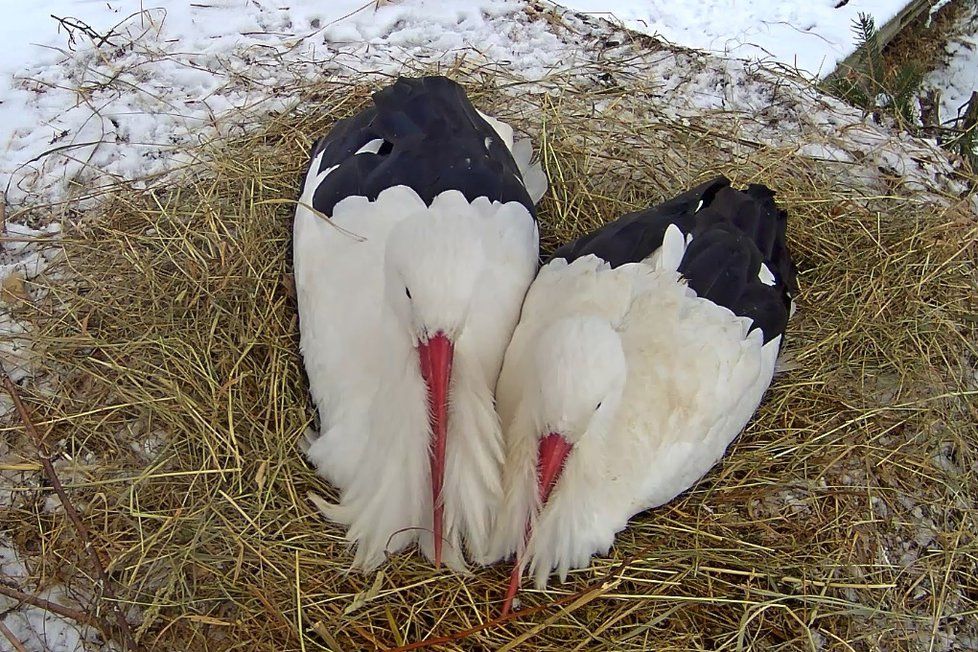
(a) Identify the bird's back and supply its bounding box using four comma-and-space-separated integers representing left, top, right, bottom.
305, 76, 542, 217
549, 177, 720, 267
541, 178, 796, 523
491, 179, 798, 586
612, 271, 780, 513
551, 175, 795, 341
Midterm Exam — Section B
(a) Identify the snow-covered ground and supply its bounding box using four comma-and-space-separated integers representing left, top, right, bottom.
0, 538, 99, 651
558, 0, 910, 77
0, 0, 954, 209
0, 1, 975, 650
0, 0, 580, 207
924, 2, 978, 124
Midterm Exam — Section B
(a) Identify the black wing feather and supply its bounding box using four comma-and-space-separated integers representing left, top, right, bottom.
550, 176, 796, 343
549, 177, 728, 267
304, 76, 535, 218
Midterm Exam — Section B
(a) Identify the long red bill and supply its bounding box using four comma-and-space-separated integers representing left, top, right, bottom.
501, 432, 574, 616
418, 331, 453, 568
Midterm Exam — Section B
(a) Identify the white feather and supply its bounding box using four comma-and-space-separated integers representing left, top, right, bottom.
476, 109, 547, 205
490, 255, 783, 588
510, 138, 548, 205
355, 138, 387, 155
296, 100, 547, 571
295, 165, 539, 570
476, 110, 514, 149
646, 223, 687, 272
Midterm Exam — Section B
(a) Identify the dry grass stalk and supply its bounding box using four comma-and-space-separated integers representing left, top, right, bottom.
3, 376, 139, 650
1, 66, 976, 650
0, 619, 28, 652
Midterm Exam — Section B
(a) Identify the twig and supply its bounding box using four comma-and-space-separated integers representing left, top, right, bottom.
2, 376, 140, 651
50, 15, 119, 49
0, 584, 100, 628
0, 618, 27, 652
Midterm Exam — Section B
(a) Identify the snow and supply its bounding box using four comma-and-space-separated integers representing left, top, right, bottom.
0, 538, 103, 652
0, 0, 573, 207
923, 3, 978, 124
555, 0, 910, 78
0, 0, 970, 209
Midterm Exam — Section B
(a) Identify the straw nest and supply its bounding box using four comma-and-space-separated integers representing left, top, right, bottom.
4, 64, 977, 651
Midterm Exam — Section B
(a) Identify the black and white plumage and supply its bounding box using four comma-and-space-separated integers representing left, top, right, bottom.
488, 176, 796, 612
295, 76, 547, 571
306, 77, 539, 215
550, 177, 796, 339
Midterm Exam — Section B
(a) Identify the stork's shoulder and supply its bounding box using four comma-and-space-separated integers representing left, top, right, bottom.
518, 255, 648, 330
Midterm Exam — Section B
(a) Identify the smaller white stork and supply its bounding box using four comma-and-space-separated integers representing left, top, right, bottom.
487, 177, 797, 614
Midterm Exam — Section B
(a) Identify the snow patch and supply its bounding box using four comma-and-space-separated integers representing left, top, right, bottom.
0, 0, 574, 207
0, 538, 105, 652
555, 0, 910, 78
923, 4, 978, 125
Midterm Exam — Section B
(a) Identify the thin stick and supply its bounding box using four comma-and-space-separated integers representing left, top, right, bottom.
2, 376, 140, 651
0, 618, 27, 652
0, 584, 100, 628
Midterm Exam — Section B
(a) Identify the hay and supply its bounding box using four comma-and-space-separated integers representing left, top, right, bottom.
3, 64, 977, 651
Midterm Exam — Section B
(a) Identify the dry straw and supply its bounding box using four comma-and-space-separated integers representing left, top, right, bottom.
3, 61, 977, 650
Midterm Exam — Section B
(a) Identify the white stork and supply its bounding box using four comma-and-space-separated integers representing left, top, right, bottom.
487, 177, 796, 613
294, 77, 547, 571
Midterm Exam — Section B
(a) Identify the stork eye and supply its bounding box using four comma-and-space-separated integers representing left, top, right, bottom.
405, 287, 412, 299
595, 402, 602, 411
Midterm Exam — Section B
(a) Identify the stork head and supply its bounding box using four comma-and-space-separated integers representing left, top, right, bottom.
533, 317, 626, 447
385, 212, 487, 566
502, 316, 626, 614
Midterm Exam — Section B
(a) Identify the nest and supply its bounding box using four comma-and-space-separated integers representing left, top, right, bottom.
3, 63, 977, 651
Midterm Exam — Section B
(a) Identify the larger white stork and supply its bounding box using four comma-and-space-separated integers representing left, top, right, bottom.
294, 77, 547, 570
487, 177, 797, 613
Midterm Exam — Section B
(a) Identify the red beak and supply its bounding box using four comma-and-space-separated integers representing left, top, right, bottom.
501, 432, 573, 616
536, 433, 574, 505
418, 331, 454, 568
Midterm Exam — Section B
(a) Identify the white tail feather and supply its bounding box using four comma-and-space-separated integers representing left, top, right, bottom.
512, 138, 548, 205
476, 110, 547, 205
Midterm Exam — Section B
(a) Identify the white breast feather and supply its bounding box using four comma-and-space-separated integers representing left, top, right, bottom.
297, 181, 539, 570
493, 258, 781, 587
490, 256, 642, 566
437, 195, 539, 564
297, 114, 545, 570
295, 158, 425, 491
